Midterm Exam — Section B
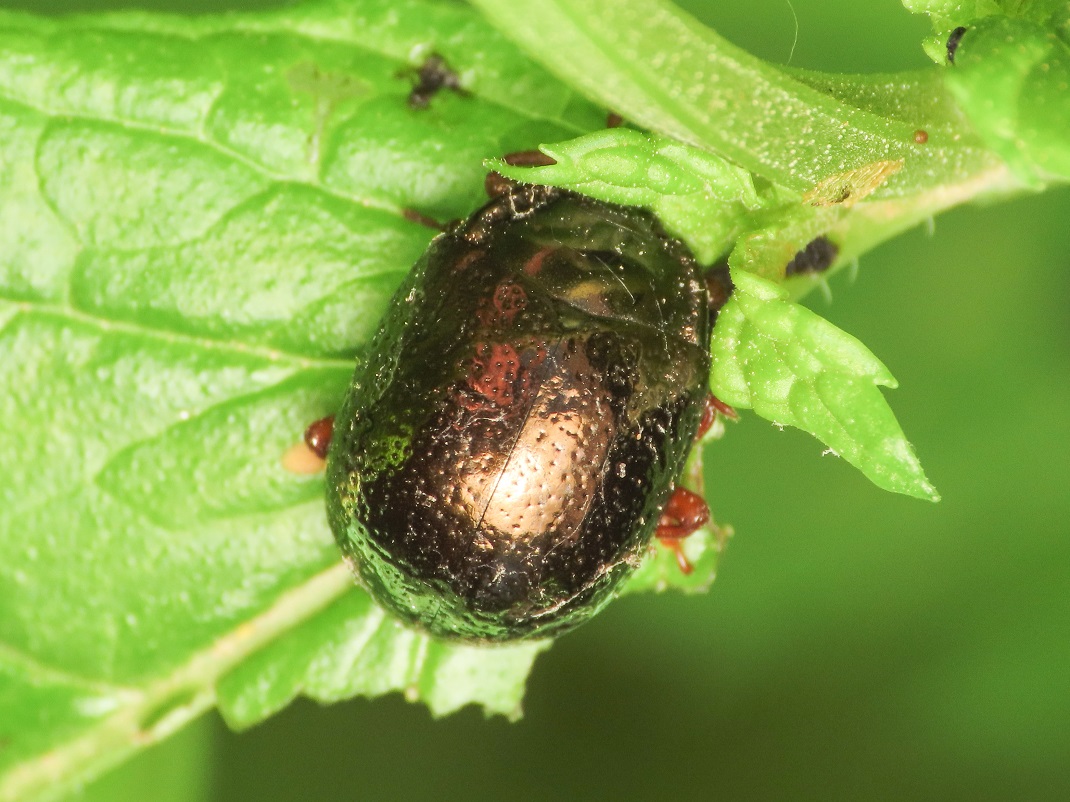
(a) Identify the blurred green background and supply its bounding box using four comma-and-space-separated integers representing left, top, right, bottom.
12, 0, 1067, 799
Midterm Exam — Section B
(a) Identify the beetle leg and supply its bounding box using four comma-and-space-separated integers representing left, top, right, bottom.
401, 208, 447, 231
655, 395, 734, 570
484, 150, 558, 198
656, 487, 710, 575
281, 416, 334, 474
697, 392, 738, 439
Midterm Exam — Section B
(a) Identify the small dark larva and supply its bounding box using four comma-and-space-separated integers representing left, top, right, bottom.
785, 236, 839, 277
325, 182, 719, 642
946, 26, 968, 64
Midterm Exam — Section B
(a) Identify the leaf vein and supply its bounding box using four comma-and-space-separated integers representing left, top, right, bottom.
0, 301, 355, 370
0, 89, 408, 222
0, 641, 135, 697
0, 563, 354, 802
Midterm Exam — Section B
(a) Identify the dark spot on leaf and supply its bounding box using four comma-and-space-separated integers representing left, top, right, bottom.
402, 208, 446, 230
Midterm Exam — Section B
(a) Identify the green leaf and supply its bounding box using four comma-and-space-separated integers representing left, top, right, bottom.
902, 0, 1065, 23
63, 716, 213, 802
904, 0, 1070, 62
710, 270, 939, 501
0, 2, 717, 799
469, 0, 995, 198
623, 525, 728, 595
489, 130, 919, 287
470, 0, 1030, 302
491, 130, 935, 497
904, 0, 1070, 176
215, 585, 550, 730
491, 128, 797, 264
945, 17, 1070, 184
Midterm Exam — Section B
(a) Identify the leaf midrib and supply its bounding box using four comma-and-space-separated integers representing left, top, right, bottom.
0, 563, 354, 802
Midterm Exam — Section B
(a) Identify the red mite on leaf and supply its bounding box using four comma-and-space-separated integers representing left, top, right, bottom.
303, 157, 732, 642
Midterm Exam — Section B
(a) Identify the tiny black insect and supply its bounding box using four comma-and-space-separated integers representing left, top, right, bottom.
406, 53, 466, 109
785, 236, 839, 277
325, 180, 722, 641
947, 26, 968, 64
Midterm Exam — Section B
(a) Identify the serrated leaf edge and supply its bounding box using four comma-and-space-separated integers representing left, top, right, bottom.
710, 270, 938, 500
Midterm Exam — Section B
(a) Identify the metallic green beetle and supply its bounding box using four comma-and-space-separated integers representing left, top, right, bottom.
326, 184, 713, 642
